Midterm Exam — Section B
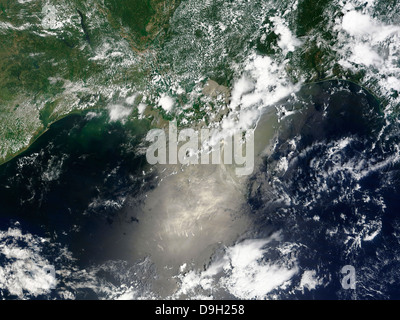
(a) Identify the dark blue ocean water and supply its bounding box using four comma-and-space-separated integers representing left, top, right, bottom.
0, 81, 399, 299
249, 80, 400, 299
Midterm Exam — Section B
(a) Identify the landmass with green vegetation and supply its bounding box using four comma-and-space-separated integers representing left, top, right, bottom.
1, 0, 399, 165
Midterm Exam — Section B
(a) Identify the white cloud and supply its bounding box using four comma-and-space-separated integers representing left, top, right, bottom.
298, 270, 321, 292
175, 234, 299, 299
41, 4, 64, 30
158, 94, 175, 113
0, 226, 56, 298
230, 76, 255, 110
271, 16, 302, 55
348, 43, 382, 67
221, 239, 298, 299
125, 94, 137, 105
206, 51, 301, 153
108, 104, 132, 122
342, 11, 400, 40
243, 54, 302, 108
336, 7, 400, 109
137, 103, 147, 118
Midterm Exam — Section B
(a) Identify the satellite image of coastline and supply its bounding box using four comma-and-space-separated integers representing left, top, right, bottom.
1, 0, 400, 300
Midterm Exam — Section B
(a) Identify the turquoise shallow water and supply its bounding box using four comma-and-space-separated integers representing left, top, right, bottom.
0, 111, 153, 265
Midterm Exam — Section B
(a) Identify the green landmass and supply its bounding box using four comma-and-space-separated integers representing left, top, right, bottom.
0, 0, 398, 166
